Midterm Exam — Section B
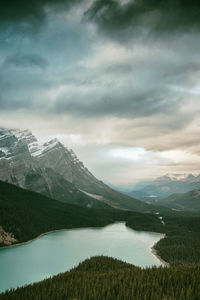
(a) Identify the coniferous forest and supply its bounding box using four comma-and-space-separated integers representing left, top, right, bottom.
1, 256, 200, 300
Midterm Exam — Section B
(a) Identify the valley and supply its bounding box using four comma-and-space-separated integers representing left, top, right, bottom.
1, 128, 200, 299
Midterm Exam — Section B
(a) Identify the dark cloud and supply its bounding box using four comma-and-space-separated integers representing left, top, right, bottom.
4, 53, 48, 69
54, 87, 181, 119
0, 0, 81, 28
86, 0, 200, 40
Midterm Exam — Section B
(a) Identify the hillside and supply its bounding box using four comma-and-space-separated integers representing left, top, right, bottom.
156, 189, 200, 211
1, 256, 200, 300
0, 180, 163, 247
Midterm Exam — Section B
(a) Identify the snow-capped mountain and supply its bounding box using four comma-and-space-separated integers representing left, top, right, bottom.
128, 173, 200, 201
0, 128, 149, 212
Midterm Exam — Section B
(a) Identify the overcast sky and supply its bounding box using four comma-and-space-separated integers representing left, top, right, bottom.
1, 0, 200, 187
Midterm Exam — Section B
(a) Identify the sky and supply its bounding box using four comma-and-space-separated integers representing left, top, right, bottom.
1, 0, 200, 187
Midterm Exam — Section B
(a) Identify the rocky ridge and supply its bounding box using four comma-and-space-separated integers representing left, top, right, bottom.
0, 128, 149, 212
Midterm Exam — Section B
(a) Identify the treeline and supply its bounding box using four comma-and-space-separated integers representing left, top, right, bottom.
155, 232, 200, 265
1, 256, 200, 300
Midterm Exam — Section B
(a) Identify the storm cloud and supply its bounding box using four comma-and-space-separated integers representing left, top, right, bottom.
86, 0, 200, 39
0, 0, 81, 24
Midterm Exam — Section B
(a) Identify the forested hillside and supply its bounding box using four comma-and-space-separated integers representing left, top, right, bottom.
1, 256, 200, 300
157, 189, 200, 211
0, 180, 162, 247
153, 212, 200, 265
126, 210, 200, 265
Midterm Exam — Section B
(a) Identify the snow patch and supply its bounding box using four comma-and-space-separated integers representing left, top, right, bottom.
80, 190, 104, 201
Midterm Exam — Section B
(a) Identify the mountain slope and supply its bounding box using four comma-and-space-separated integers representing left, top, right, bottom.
0, 128, 152, 212
24, 167, 112, 209
156, 189, 200, 211
0, 181, 113, 246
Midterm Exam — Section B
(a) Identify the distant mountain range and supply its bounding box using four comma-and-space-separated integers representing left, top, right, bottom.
128, 173, 200, 211
129, 173, 200, 200
0, 128, 151, 212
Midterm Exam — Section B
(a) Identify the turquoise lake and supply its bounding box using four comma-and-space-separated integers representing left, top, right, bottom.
0, 222, 164, 293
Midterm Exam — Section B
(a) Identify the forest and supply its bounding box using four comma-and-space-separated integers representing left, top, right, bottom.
1, 256, 200, 300
127, 210, 200, 265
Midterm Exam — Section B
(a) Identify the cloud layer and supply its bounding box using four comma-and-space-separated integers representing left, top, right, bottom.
0, 0, 200, 185
86, 0, 200, 37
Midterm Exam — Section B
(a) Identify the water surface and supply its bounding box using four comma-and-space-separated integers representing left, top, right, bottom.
0, 222, 164, 293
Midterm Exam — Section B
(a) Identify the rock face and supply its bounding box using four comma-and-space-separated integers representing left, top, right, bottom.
0, 129, 34, 186
0, 128, 150, 211
0, 226, 17, 246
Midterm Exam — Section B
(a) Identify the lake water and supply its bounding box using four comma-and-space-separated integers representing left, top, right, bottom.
0, 222, 164, 293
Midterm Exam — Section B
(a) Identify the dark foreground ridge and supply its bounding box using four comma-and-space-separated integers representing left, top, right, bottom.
1, 256, 200, 300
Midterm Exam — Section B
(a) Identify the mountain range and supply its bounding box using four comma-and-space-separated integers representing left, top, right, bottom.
1, 127, 199, 213
128, 173, 200, 211
0, 128, 151, 212
129, 173, 200, 200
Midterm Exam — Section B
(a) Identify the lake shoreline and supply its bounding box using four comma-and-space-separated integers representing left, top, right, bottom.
150, 235, 170, 267
0, 223, 169, 268
0, 222, 124, 250
0, 228, 70, 250
0, 223, 167, 293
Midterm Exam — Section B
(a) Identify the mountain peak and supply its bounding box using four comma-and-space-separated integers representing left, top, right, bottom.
44, 138, 60, 145
0, 127, 150, 212
157, 173, 197, 182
